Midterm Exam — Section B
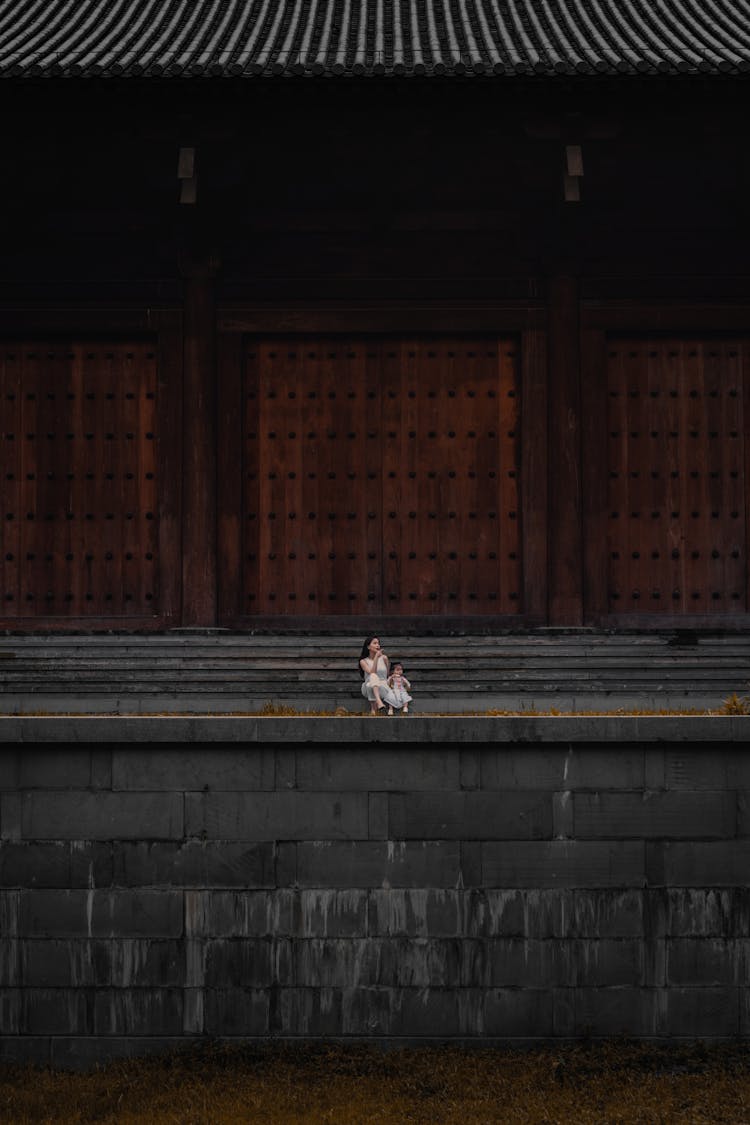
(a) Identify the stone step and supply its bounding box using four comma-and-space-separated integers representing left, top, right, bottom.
0, 692, 728, 714
0, 632, 746, 712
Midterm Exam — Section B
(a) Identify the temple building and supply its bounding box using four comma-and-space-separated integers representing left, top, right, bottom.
1, 0, 749, 631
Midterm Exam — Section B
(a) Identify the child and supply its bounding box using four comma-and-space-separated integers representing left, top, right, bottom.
387, 661, 413, 714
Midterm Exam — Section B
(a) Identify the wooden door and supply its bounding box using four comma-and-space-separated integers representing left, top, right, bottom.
239, 336, 521, 618
0, 340, 171, 624
599, 338, 748, 617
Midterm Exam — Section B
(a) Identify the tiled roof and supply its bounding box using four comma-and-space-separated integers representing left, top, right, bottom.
1, 0, 749, 78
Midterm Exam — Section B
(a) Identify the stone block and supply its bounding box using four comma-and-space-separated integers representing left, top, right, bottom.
369, 889, 464, 938
276, 987, 342, 1036
460, 841, 482, 887
482, 988, 553, 1037
90, 749, 113, 790
0, 750, 18, 788
185, 792, 368, 841
1, 794, 21, 841
575, 791, 735, 839
341, 987, 392, 1035
112, 841, 275, 888
275, 841, 297, 887
183, 988, 204, 1034
368, 793, 388, 839
23, 989, 90, 1035
296, 939, 380, 989
666, 987, 739, 1037
741, 989, 750, 1036
480, 747, 644, 791
0, 990, 21, 1034
381, 938, 462, 989
275, 749, 296, 790
571, 938, 645, 987
0, 1036, 50, 1066
204, 987, 270, 1035
203, 938, 294, 988
664, 748, 731, 790
0, 842, 112, 889
463, 889, 565, 939
21, 792, 183, 841
552, 791, 573, 839
460, 749, 481, 791
94, 989, 184, 1036
0, 940, 19, 986
571, 890, 644, 938
658, 888, 750, 938
0, 891, 19, 936
481, 841, 645, 888
19, 749, 93, 789
296, 841, 460, 888
388, 792, 551, 840
22, 939, 111, 986
49, 1036, 187, 1071
111, 940, 184, 988
648, 841, 750, 887
112, 747, 274, 792
460, 938, 563, 988
298, 889, 367, 938
571, 987, 659, 1036
388, 987, 462, 1037
666, 939, 743, 986
20, 889, 183, 937
184, 890, 297, 939
295, 749, 460, 791
738, 792, 750, 837
644, 748, 665, 791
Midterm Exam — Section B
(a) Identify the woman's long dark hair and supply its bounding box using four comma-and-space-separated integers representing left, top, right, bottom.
359, 636, 375, 678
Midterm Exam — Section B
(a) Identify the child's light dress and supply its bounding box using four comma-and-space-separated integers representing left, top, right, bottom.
361, 655, 398, 708
389, 674, 413, 709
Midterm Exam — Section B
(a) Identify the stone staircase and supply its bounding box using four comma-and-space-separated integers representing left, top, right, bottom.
0, 631, 748, 713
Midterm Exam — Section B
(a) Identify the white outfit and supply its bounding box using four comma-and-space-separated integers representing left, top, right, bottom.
389, 674, 413, 709
360, 655, 398, 708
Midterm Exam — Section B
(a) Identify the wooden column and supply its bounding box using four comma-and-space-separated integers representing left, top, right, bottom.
181, 264, 217, 625
548, 274, 583, 625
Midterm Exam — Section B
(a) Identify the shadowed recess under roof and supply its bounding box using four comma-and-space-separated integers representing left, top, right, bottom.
0, 0, 749, 78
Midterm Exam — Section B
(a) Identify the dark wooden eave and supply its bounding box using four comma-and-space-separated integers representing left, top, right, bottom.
1, 0, 749, 78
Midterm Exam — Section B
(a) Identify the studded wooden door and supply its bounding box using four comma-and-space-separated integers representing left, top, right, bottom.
0, 341, 171, 624
602, 338, 748, 615
241, 337, 521, 617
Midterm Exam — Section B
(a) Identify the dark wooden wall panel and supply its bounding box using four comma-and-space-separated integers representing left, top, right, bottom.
0, 341, 162, 621
601, 338, 747, 616
237, 335, 522, 619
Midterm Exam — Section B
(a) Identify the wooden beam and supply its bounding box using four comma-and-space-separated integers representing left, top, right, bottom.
521, 328, 548, 621
548, 274, 583, 624
181, 265, 217, 625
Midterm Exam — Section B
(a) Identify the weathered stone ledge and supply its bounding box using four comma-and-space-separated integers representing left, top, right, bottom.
0, 714, 747, 743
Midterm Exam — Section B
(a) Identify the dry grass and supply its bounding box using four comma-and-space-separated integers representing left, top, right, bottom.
1, 1041, 749, 1124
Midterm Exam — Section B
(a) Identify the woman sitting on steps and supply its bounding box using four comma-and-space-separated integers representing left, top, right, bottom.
359, 635, 399, 716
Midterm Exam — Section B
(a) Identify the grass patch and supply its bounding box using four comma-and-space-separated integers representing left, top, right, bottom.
1, 1041, 750, 1124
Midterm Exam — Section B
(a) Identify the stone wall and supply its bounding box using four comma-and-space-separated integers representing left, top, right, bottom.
1, 717, 749, 1067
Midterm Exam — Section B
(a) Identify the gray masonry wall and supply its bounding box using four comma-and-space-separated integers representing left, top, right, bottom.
0, 717, 749, 1067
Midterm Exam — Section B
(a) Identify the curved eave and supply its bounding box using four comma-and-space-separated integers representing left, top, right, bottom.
0, 0, 749, 79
